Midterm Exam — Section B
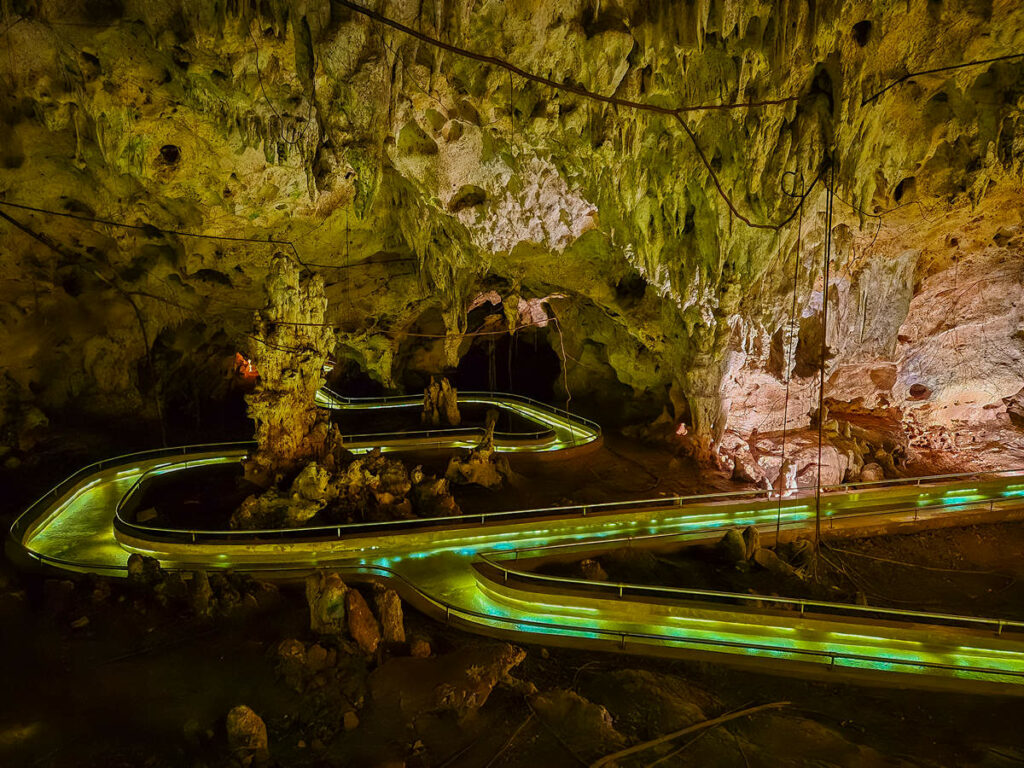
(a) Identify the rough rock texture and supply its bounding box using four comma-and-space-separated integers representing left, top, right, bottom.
373, 584, 406, 645
225, 705, 268, 764
345, 587, 381, 655
1, 1, 1023, 472
444, 410, 513, 489
368, 642, 526, 719
243, 253, 336, 487
305, 571, 347, 635
421, 375, 460, 426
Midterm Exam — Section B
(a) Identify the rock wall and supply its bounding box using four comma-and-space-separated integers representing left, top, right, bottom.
0, 0, 1022, 466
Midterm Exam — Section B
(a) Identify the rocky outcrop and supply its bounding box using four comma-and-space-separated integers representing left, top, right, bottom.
421, 376, 460, 427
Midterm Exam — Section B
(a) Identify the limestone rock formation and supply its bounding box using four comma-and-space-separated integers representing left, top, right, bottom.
225, 705, 268, 765
445, 410, 514, 489
243, 254, 336, 488
345, 587, 381, 655
373, 584, 406, 645
421, 376, 460, 427
305, 571, 347, 635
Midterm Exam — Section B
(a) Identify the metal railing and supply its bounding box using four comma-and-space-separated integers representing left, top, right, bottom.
319, 387, 602, 434
11, 548, 1023, 683
109, 451, 1024, 546
475, 497, 1024, 636
330, 563, 1024, 683
8, 441, 256, 546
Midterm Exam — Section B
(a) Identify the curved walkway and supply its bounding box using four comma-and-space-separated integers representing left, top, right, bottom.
8, 393, 1024, 691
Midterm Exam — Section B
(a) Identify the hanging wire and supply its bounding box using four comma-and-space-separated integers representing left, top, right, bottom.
775, 171, 805, 542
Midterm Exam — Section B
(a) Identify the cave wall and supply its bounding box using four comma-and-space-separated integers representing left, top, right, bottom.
1, 0, 1023, 461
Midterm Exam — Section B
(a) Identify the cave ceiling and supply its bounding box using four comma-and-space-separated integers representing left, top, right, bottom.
1, 0, 1023, 460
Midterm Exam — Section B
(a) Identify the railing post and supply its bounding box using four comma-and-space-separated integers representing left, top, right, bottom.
998, 621, 1004, 636
620, 634, 626, 650
618, 585, 623, 598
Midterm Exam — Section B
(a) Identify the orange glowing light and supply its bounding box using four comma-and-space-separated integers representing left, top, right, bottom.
236, 353, 258, 379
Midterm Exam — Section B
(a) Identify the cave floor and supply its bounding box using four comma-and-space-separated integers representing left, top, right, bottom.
2, 574, 1024, 768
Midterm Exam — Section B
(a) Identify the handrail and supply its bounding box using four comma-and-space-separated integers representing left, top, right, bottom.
105, 442, 1024, 544
112, 460, 1023, 546
15, 548, 1023, 683
8, 441, 256, 543
476, 531, 1024, 635
320, 387, 602, 429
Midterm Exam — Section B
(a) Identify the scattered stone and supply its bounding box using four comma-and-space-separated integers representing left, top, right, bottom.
276, 639, 308, 692
529, 689, 626, 758
226, 705, 268, 764
305, 571, 347, 635
373, 584, 406, 644
579, 559, 609, 581
190, 570, 214, 617
346, 588, 381, 654
343, 710, 359, 731
753, 547, 796, 577
409, 636, 432, 658
719, 529, 747, 563
370, 643, 526, 719
126, 554, 164, 590
742, 525, 761, 560
860, 462, 885, 482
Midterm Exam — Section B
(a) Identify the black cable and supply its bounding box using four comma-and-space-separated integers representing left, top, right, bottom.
862, 51, 1024, 106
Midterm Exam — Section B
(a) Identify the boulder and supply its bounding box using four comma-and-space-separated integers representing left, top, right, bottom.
753, 547, 796, 577
718, 529, 747, 563
276, 639, 308, 692
732, 448, 767, 485
373, 584, 406, 644
305, 571, 347, 635
226, 705, 268, 764
529, 689, 626, 758
409, 636, 432, 658
860, 462, 885, 482
742, 525, 760, 559
369, 643, 526, 719
346, 588, 381, 654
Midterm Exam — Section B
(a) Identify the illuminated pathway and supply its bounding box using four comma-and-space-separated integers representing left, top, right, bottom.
9, 391, 1024, 691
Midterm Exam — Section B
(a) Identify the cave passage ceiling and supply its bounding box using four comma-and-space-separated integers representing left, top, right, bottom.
1, 0, 1023, 470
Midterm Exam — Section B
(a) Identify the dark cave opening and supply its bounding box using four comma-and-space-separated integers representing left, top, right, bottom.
455, 329, 563, 404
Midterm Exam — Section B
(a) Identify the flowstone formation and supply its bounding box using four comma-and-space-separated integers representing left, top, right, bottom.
421, 375, 460, 427
243, 253, 336, 488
